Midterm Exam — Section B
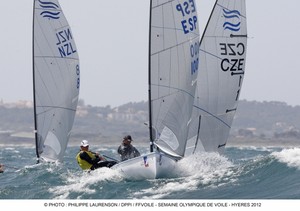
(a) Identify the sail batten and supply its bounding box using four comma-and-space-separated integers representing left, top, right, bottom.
33, 0, 80, 162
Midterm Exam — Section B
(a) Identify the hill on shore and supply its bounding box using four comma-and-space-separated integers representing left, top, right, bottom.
1, 99, 300, 147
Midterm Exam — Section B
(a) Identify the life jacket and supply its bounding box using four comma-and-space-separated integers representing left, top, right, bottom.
76, 151, 96, 170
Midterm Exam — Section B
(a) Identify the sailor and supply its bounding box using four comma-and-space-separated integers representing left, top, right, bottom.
76, 140, 117, 171
117, 135, 140, 161
0, 164, 4, 173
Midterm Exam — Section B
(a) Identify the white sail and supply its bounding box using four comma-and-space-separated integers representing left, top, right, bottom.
112, 0, 200, 179
185, 0, 247, 156
33, 0, 80, 162
149, 0, 200, 158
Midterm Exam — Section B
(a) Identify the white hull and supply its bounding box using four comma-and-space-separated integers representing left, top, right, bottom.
111, 152, 177, 180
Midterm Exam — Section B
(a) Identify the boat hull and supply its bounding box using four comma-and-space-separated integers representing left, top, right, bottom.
111, 152, 177, 180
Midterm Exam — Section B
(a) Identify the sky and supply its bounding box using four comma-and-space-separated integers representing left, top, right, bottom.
1, 0, 300, 107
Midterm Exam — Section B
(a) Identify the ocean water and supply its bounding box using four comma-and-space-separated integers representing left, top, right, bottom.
1, 143, 300, 208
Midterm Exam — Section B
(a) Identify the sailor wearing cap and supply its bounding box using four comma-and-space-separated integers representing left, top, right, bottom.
117, 135, 141, 161
76, 140, 117, 170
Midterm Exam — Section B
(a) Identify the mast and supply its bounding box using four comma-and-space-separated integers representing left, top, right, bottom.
148, 0, 153, 152
191, 1, 218, 155
32, 0, 40, 162
200, 0, 218, 45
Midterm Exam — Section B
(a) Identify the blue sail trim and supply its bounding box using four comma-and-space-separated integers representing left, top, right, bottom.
38, 0, 59, 9
40, 11, 60, 19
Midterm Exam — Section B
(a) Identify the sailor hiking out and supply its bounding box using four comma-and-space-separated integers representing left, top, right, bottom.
76, 140, 117, 171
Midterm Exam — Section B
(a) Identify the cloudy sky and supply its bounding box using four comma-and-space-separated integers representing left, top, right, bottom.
1, 0, 300, 107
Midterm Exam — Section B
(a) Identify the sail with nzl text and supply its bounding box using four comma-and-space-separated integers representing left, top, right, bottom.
33, 0, 80, 162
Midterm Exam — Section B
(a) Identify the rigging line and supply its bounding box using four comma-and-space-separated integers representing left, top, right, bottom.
35, 106, 76, 116
36, 105, 76, 111
151, 83, 195, 99
192, 105, 231, 128
152, 25, 200, 37
200, 48, 223, 61
151, 34, 200, 57
103, 155, 119, 162
200, 48, 245, 74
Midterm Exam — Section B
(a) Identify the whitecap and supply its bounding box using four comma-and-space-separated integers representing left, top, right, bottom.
272, 148, 300, 169
49, 167, 124, 199
133, 152, 235, 199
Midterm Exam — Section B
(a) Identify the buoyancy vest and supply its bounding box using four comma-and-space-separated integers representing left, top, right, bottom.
76, 151, 96, 170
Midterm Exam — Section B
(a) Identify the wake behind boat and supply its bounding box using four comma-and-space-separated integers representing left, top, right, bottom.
33, 0, 80, 162
112, 0, 200, 179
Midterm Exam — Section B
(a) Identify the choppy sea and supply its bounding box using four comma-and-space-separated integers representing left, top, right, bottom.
1, 143, 300, 210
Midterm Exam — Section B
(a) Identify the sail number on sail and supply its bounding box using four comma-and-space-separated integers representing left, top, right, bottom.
56, 28, 77, 58
176, 0, 197, 35
220, 42, 245, 101
190, 41, 199, 75
220, 43, 245, 74
176, 0, 199, 75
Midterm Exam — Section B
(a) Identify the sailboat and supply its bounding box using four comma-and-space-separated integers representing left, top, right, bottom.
185, 0, 247, 156
33, 0, 80, 162
111, 0, 200, 179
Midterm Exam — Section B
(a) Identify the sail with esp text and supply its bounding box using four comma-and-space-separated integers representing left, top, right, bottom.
149, 0, 200, 158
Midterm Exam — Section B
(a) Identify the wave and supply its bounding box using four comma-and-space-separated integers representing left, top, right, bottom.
1, 146, 300, 199
225, 148, 300, 199
133, 152, 235, 199
48, 164, 124, 199
137, 147, 300, 199
272, 148, 300, 170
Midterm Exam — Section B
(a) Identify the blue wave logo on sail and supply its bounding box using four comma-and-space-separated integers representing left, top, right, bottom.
39, 0, 60, 19
222, 9, 241, 31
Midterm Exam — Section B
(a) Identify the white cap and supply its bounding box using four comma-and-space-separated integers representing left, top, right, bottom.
80, 140, 89, 147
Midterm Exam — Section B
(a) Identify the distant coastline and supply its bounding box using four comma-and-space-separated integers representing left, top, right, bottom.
1, 136, 300, 149
1, 99, 300, 149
